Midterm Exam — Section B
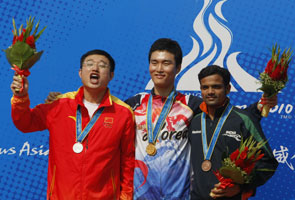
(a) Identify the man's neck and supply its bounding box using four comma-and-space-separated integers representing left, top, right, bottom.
207, 107, 216, 120
154, 85, 174, 97
83, 87, 107, 104
206, 99, 229, 120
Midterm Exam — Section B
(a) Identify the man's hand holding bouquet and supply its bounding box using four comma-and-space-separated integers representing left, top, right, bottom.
210, 136, 268, 200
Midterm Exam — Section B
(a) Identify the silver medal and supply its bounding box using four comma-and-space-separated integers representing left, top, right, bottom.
73, 142, 83, 153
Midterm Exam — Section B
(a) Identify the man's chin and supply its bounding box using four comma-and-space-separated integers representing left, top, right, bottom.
205, 101, 219, 107
85, 85, 107, 91
153, 82, 169, 88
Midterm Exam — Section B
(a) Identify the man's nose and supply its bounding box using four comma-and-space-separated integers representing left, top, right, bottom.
155, 63, 164, 72
208, 87, 215, 94
92, 63, 100, 71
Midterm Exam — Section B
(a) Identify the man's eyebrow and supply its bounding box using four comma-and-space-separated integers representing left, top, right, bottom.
85, 59, 108, 64
150, 59, 158, 62
150, 59, 173, 62
99, 60, 108, 64
201, 84, 223, 86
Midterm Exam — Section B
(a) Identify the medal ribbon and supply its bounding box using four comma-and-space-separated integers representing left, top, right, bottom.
76, 105, 104, 143
201, 103, 233, 160
147, 90, 176, 144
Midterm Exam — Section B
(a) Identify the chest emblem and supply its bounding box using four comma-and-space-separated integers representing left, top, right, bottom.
104, 117, 114, 128
222, 131, 241, 141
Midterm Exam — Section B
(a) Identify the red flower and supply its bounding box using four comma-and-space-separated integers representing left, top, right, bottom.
235, 158, 244, 168
25, 35, 36, 49
239, 147, 248, 160
230, 149, 240, 161
248, 153, 256, 162
244, 163, 255, 175
265, 59, 288, 80
265, 60, 277, 78
18, 29, 25, 42
12, 29, 27, 45
12, 35, 17, 45
255, 153, 264, 161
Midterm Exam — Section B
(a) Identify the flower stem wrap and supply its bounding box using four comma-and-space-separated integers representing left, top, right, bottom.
261, 105, 270, 117
11, 65, 31, 92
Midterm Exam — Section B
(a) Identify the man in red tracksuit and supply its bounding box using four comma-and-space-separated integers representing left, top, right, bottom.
10, 49, 135, 200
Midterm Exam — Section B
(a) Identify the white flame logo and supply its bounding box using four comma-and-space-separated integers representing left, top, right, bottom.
146, 0, 260, 92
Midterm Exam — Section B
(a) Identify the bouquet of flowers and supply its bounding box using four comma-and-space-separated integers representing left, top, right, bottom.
3, 16, 46, 92
213, 136, 266, 190
259, 44, 292, 117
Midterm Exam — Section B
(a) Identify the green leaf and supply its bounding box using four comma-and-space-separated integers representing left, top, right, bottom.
220, 166, 245, 184
34, 26, 47, 42
22, 50, 44, 69
256, 168, 276, 172
32, 20, 40, 36
258, 84, 277, 96
4, 42, 35, 69
12, 18, 17, 36
18, 24, 23, 36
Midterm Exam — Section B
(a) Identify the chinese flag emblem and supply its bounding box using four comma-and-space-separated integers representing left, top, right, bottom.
104, 117, 114, 128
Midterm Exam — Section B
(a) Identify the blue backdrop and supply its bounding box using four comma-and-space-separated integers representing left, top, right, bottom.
0, 0, 294, 199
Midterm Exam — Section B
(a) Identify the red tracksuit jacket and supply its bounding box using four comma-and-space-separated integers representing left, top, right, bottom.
11, 87, 135, 200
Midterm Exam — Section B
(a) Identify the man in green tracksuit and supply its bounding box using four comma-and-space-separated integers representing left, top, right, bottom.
189, 65, 278, 200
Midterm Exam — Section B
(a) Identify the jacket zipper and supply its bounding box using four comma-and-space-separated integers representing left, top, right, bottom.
111, 169, 117, 200
48, 165, 56, 199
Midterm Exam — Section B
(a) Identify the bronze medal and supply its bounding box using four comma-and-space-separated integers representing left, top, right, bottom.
146, 143, 157, 156
201, 160, 212, 172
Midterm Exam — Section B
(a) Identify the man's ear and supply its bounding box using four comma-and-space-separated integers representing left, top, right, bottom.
79, 69, 82, 78
176, 64, 181, 74
110, 72, 114, 81
226, 84, 231, 95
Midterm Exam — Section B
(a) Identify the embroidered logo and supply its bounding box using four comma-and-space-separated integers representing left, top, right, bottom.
222, 131, 241, 141
192, 130, 202, 134
104, 117, 114, 128
137, 123, 146, 131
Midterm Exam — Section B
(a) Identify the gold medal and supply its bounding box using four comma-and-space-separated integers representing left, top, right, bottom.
201, 160, 212, 172
146, 143, 157, 156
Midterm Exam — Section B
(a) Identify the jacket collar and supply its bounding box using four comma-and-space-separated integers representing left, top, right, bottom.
150, 87, 177, 99
200, 98, 230, 117
75, 87, 112, 109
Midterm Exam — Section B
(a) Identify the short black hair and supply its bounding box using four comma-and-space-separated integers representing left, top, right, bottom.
148, 38, 183, 67
80, 49, 115, 72
198, 65, 231, 86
